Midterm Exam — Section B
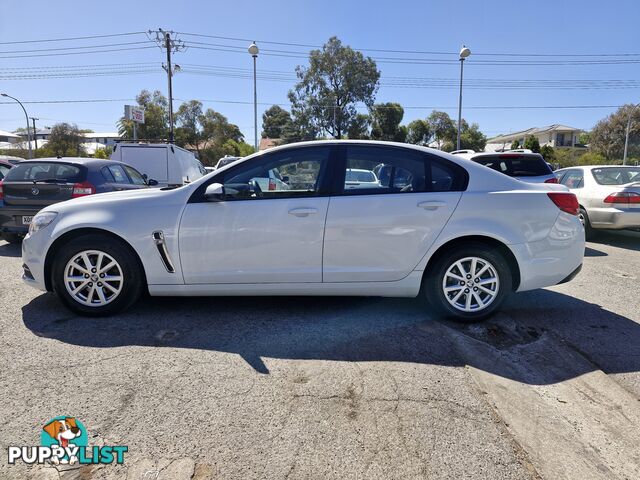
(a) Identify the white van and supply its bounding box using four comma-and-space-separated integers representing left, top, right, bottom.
110, 143, 206, 187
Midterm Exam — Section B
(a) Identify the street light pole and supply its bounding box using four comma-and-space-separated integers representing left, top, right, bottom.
249, 42, 259, 151
622, 103, 639, 166
1, 93, 33, 159
456, 46, 471, 151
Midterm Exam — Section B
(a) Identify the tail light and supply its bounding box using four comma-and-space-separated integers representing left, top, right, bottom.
547, 192, 579, 215
268, 178, 277, 191
604, 192, 640, 204
72, 181, 95, 198
544, 177, 559, 184
0, 180, 3, 201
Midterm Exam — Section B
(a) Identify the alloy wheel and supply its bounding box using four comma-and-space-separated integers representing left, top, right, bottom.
442, 256, 500, 313
63, 250, 124, 307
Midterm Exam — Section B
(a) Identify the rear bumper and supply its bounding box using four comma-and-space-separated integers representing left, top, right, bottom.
588, 206, 640, 230
0, 205, 41, 234
512, 211, 585, 292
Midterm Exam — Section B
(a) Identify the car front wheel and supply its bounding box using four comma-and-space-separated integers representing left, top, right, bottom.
422, 242, 513, 322
52, 234, 144, 316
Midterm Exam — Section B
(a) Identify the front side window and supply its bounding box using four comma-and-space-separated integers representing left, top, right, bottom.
342, 146, 426, 194
123, 165, 147, 185
220, 147, 330, 200
108, 165, 130, 184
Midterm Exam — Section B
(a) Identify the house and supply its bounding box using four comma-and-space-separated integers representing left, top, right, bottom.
485, 124, 585, 152
0, 129, 21, 144
35, 129, 121, 147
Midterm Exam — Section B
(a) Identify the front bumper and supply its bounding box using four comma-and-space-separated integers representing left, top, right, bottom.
588, 206, 640, 230
21, 230, 50, 291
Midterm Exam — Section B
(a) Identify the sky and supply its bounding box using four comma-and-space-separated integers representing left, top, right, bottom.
1, 0, 639, 143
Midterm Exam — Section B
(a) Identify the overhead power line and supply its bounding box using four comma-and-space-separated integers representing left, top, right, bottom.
0, 31, 147, 45
0, 46, 156, 59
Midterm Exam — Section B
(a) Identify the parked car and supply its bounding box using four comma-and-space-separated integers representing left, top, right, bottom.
22, 141, 584, 321
452, 150, 558, 184
0, 157, 155, 243
554, 165, 640, 239
345, 168, 381, 189
110, 143, 206, 187
0, 159, 13, 180
215, 155, 242, 169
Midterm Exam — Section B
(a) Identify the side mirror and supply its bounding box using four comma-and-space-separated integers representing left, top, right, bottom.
282, 175, 290, 182
142, 173, 148, 180
147, 179, 159, 186
204, 182, 225, 201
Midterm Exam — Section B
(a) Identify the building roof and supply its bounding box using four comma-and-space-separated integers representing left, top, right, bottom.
488, 124, 582, 143
0, 129, 21, 139
82, 132, 121, 138
259, 138, 279, 151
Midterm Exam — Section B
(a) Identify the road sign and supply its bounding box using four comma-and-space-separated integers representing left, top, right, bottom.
124, 105, 145, 124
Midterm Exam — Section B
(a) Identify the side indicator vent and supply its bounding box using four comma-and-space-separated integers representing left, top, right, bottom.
152, 231, 175, 273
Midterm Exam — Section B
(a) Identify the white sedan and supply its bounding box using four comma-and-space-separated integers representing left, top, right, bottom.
21, 140, 585, 321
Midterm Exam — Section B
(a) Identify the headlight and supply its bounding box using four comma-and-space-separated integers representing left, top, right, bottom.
28, 211, 58, 235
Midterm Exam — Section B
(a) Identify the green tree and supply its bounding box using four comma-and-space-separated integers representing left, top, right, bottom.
590, 104, 640, 159
93, 146, 113, 159
118, 90, 169, 141
578, 131, 590, 145
370, 103, 406, 142
37, 123, 86, 157
175, 100, 205, 157
288, 36, 380, 139
406, 119, 431, 145
261, 105, 293, 139
459, 123, 487, 152
540, 145, 555, 161
523, 135, 541, 153
427, 111, 456, 149
510, 140, 520, 150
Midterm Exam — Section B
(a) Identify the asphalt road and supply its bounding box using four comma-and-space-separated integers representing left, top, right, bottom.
0, 231, 639, 480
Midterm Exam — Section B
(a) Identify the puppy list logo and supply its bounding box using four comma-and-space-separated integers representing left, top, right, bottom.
7, 416, 127, 465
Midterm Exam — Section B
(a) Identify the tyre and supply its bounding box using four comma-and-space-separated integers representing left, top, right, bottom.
422, 242, 513, 322
51, 234, 144, 317
578, 207, 597, 241
2, 233, 23, 244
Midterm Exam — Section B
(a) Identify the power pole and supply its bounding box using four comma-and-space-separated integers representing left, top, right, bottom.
30, 117, 38, 151
149, 29, 186, 143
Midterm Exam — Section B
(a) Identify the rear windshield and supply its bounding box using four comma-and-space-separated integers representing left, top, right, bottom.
472, 154, 552, 177
4, 162, 83, 183
591, 167, 640, 185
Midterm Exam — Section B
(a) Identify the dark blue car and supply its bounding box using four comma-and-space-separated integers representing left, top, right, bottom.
0, 157, 156, 243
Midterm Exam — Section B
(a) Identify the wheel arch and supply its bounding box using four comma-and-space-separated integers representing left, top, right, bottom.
423, 235, 521, 291
44, 227, 148, 292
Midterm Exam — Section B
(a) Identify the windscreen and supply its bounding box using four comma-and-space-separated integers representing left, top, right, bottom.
472, 154, 552, 177
4, 162, 83, 182
591, 167, 640, 185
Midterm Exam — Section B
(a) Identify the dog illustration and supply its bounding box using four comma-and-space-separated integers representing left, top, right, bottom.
42, 417, 82, 464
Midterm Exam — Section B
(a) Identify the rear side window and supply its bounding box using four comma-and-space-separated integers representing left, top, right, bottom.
472, 154, 552, 177
108, 165, 130, 184
4, 162, 83, 182
0, 164, 10, 180
101, 166, 116, 183
560, 170, 584, 189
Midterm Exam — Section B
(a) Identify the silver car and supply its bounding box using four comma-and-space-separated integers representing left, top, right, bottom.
555, 165, 640, 239
452, 150, 558, 184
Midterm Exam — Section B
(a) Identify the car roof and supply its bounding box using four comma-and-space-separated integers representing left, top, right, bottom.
14, 157, 130, 169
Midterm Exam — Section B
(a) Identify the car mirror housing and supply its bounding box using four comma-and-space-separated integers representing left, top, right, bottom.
204, 182, 225, 201
147, 179, 159, 186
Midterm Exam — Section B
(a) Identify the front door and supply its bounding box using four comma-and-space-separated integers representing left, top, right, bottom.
323, 145, 464, 282
179, 146, 332, 284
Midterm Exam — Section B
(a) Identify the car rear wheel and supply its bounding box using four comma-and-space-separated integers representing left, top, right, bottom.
422, 242, 513, 322
578, 207, 596, 241
52, 234, 143, 317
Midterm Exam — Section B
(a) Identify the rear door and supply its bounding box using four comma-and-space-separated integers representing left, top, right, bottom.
322, 145, 466, 282
2, 162, 83, 207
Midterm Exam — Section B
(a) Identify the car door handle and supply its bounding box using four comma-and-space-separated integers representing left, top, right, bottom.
417, 201, 446, 210
288, 208, 318, 217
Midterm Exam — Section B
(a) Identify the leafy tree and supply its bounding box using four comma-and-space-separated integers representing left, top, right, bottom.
540, 145, 555, 161
578, 131, 590, 145
93, 147, 113, 159
370, 103, 406, 142
175, 100, 205, 157
345, 113, 370, 139
118, 90, 169, 141
427, 111, 456, 149
406, 119, 431, 145
459, 123, 487, 152
510, 140, 520, 150
288, 36, 380, 139
37, 123, 86, 157
590, 104, 640, 159
262, 105, 293, 138
523, 135, 541, 153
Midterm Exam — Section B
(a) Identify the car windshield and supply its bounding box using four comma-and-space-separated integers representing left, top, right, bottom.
591, 167, 640, 185
346, 169, 377, 182
472, 154, 552, 177
3, 162, 83, 182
